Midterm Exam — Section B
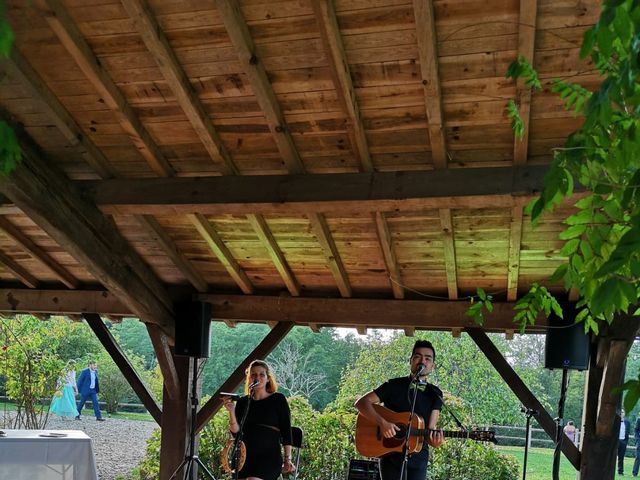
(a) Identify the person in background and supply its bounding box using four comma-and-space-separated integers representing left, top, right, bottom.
49, 360, 79, 419
354, 340, 444, 480
222, 359, 295, 480
620, 409, 631, 475
76, 360, 104, 421
633, 414, 640, 477
563, 420, 576, 445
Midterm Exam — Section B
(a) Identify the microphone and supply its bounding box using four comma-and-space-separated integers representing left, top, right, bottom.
248, 379, 260, 390
413, 363, 426, 381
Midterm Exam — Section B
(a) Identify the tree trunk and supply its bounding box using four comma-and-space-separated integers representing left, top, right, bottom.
579, 315, 640, 479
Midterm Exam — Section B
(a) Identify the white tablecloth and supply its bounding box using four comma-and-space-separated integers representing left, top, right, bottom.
0, 429, 98, 480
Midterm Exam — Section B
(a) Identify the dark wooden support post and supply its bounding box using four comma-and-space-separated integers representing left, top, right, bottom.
83, 313, 161, 424
465, 327, 581, 469
579, 315, 640, 479
147, 324, 181, 400
159, 353, 191, 480
196, 321, 294, 432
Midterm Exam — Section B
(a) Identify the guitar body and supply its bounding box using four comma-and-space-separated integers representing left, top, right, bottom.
355, 404, 497, 458
355, 404, 425, 458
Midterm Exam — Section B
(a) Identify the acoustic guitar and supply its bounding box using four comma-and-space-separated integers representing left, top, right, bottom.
355, 404, 497, 458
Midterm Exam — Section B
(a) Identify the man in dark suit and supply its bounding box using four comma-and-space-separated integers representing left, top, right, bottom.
633, 415, 640, 476
619, 409, 630, 475
76, 360, 104, 421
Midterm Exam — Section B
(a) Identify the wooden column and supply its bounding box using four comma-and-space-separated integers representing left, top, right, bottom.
159, 353, 190, 480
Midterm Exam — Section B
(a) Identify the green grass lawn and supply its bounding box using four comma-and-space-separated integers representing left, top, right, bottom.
498, 445, 636, 479
0, 400, 155, 422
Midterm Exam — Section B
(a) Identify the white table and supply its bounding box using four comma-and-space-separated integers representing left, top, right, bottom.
0, 429, 98, 480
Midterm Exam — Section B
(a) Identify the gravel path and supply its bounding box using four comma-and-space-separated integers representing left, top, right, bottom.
2, 413, 158, 480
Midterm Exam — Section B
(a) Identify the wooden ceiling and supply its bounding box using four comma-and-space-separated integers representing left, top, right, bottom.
0, 0, 599, 335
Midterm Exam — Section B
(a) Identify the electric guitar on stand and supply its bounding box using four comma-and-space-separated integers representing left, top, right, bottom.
355, 404, 497, 458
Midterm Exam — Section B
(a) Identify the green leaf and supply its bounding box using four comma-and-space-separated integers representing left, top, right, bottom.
550, 263, 569, 283
0, 20, 13, 58
560, 239, 581, 256
506, 100, 525, 139
559, 224, 587, 240
624, 381, 640, 413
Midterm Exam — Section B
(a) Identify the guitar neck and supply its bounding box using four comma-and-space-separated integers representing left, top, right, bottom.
415, 429, 474, 440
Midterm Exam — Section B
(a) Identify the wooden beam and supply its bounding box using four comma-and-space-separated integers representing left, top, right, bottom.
81, 166, 555, 216
0, 216, 79, 289
246, 214, 300, 296
374, 212, 404, 299
513, 0, 538, 166
312, 0, 372, 172
0, 123, 175, 336
137, 215, 208, 293
451, 327, 461, 338
404, 327, 415, 337
596, 340, 628, 437
356, 325, 367, 335
222, 318, 236, 328
308, 212, 351, 297
466, 328, 580, 469
309, 323, 321, 333
505, 329, 515, 340
41, 0, 175, 176
0, 289, 130, 315
199, 294, 548, 332
196, 321, 294, 432
188, 213, 253, 294
507, 206, 524, 301
146, 324, 180, 400
215, 0, 304, 174
439, 209, 458, 299
121, 0, 238, 176
84, 313, 161, 424
0, 250, 39, 288
4, 50, 116, 179
414, 0, 446, 169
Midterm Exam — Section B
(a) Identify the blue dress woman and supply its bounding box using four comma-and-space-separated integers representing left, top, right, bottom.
49, 360, 79, 418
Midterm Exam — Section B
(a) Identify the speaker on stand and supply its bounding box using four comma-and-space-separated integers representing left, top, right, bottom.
170, 300, 216, 480
544, 303, 591, 480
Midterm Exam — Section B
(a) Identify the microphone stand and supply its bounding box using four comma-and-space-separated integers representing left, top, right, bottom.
231, 384, 255, 480
520, 406, 538, 480
399, 369, 423, 480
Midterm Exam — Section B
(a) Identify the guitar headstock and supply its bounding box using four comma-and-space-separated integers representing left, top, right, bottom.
468, 429, 497, 444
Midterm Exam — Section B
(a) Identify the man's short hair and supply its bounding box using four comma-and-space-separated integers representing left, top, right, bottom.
411, 340, 436, 361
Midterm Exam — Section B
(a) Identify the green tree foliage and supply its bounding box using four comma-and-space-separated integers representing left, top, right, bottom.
504, 0, 640, 410
0, 315, 94, 428
109, 319, 156, 369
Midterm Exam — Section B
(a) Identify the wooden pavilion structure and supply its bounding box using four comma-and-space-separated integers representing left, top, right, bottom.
0, 0, 635, 478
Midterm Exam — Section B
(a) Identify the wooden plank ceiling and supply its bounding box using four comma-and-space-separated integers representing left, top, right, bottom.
0, 0, 599, 334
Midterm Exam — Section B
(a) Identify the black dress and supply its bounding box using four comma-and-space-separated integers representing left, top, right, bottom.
234, 392, 292, 480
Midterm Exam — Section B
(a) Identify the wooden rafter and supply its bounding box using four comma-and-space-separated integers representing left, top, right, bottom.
404, 327, 415, 337
374, 212, 404, 299
188, 213, 253, 294
215, 0, 304, 174
4, 50, 116, 179
0, 127, 175, 336
0, 250, 39, 288
0, 289, 130, 315
507, 205, 524, 301
307, 212, 351, 297
312, 0, 372, 173
414, 0, 447, 169
84, 313, 162, 423
196, 321, 294, 432
146, 323, 180, 400
199, 294, 547, 332
121, 0, 238, 176
439, 209, 458, 299
246, 214, 300, 296
0, 216, 79, 289
4, 44, 206, 296
513, 0, 538, 166
80, 166, 552, 216
137, 215, 208, 293
41, 0, 174, 177
466, 328, 580, 469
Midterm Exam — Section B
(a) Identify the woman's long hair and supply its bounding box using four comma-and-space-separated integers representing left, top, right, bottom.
244, 359, 278, 394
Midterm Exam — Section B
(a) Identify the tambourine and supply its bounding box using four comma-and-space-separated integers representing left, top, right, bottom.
221, 439, 246, 474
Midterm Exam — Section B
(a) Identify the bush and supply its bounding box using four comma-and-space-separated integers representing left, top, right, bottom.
429, 439, 519, 480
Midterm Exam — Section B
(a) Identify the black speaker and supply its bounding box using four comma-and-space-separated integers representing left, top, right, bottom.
174, 301, 212, 358
544, 303, 590, 370
347, 459, 380, 480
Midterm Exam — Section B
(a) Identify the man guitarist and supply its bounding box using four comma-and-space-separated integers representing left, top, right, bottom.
355, 340, 444, 480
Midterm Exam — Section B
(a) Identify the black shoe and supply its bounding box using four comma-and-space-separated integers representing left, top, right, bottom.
96, 418, 105, 422
75, 416, 80, 420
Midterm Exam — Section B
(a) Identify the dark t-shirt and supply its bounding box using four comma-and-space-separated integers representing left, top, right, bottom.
374, 376, 443, 465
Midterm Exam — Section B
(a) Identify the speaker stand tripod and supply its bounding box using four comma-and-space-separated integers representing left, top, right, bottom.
169, 356, 216, 480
